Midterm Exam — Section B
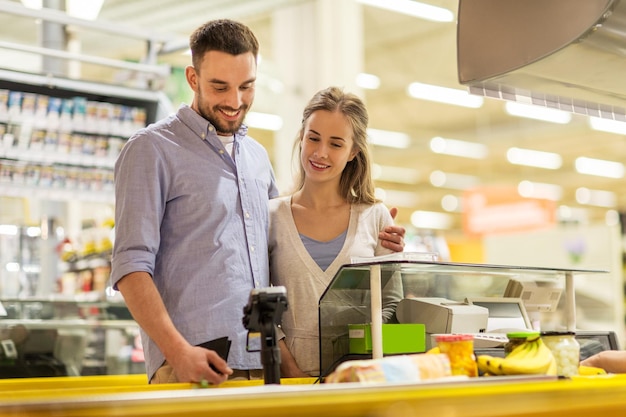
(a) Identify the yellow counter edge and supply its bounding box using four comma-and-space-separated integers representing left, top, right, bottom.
1, 374, 625, 417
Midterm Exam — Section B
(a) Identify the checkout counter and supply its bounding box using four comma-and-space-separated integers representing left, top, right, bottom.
1, 255, 624, 416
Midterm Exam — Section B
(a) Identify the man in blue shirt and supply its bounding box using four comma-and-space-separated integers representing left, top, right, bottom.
110, 19, 405, 385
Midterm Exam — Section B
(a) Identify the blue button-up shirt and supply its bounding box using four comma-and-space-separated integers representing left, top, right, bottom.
110, 104, 279, 379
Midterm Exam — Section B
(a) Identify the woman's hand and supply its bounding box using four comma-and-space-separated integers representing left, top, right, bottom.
380, 207, 406, 252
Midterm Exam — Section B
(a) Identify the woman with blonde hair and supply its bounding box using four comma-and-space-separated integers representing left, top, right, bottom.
269, 86, 403, 377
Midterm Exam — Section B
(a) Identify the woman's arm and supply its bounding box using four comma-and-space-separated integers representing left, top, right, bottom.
278, 339, 310, 378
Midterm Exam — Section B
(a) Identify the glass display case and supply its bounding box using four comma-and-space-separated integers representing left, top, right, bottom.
318, 253, 607, 377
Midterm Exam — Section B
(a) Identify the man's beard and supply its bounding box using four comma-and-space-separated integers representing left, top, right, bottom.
198, 104, 248, 136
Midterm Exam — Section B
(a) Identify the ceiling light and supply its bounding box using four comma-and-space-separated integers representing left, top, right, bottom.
66, 0, 104, 20
588, 116, 626, 135
20, 0, 40, 9
441, 195, 461, 212
410, 210, 452, 230
372, 164, 420, 184
430, 170, 480, 190
356, 73, 380, 90
517, 180, 562, 201
244, 112, 283, 131
21, 0, 104, 20
407, 82, 484, 108
430, 136, 488, 159
507, 147, 562, 169
557, 205, 589, 224
606, 210, 620, 226
575, 156, 624, 178
356, 0, 454, 22
576, 187, 617, 207
0, 225, 18, 236
367, 128, 411, 149
505, 101, 572, 124
5, 262, 20, 272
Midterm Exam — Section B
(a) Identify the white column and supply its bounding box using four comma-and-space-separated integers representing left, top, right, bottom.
271, 0, 364, 190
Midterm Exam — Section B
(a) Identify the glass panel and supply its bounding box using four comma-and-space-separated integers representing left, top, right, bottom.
318, 254, 606, 377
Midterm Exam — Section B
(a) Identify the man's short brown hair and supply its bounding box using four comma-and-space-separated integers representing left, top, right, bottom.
189, 19, 259, 69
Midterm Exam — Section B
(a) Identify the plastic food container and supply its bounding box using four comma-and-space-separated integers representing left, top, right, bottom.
435, 334, 478, 377
541, 331, 580, 377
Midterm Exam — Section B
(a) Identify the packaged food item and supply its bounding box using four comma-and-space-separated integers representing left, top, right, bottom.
325, 353, 452, 384
541, 331, 580, 377
436, 334, 478, 377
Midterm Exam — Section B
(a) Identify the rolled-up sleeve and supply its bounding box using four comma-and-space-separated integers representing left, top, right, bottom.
110, 133, 165, 289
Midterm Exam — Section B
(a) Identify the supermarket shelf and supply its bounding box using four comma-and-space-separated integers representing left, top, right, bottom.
0, 182, 114, 203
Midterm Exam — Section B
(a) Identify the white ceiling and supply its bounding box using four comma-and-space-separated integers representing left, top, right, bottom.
1, 0, 625, 233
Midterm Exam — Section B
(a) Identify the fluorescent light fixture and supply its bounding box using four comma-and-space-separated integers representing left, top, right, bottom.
372, 164, 420, 184
505, 101, 572, 124
430, 136, 488, 159
518, 180, 562, 201
20, 0, 41, 9
5, 262, 20, 272
430, 170, 479, 190
244, 111, 283, 131
367, 128, 411, 149
589, 116, 626, 135
410, 210, 452, 230
576, 187, 617, 207
26, 226, 41, 237
356, 73, 380, 90
376, 188, 419, 207
356, 0, 454, 22
407, 82, 484, 108
441, 194, 462, 212
66, 0, 104, 20
557, 205, 589, 224
606, 209, 620, 226
575, 156, 624, 178
507, 147, 562, 169
0, 225, 18, 236
21, 0, 104, 19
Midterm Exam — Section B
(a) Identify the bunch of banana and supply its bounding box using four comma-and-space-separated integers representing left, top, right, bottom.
477, 335, 557, 376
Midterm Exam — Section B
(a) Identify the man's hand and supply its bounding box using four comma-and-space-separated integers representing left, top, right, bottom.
169, 344, 233, 385
380, 207, 406, 253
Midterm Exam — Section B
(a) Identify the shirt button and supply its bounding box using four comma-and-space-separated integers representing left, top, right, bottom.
245, 212, 250, 218
250, 246, 255, 252
219, 149, 224, 154
208, 125, 214, 132
201, 133, 206, 139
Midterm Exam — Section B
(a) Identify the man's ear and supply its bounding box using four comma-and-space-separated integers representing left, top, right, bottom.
185, 65, 198, 91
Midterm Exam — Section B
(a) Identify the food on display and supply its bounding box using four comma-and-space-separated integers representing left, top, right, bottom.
476, 334, 557, 376
435, 334, 478, 377
325, 353, 452, 384
541, 332, 580, 377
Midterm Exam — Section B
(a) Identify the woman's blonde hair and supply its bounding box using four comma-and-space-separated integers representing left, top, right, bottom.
293, 86, 378, 205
